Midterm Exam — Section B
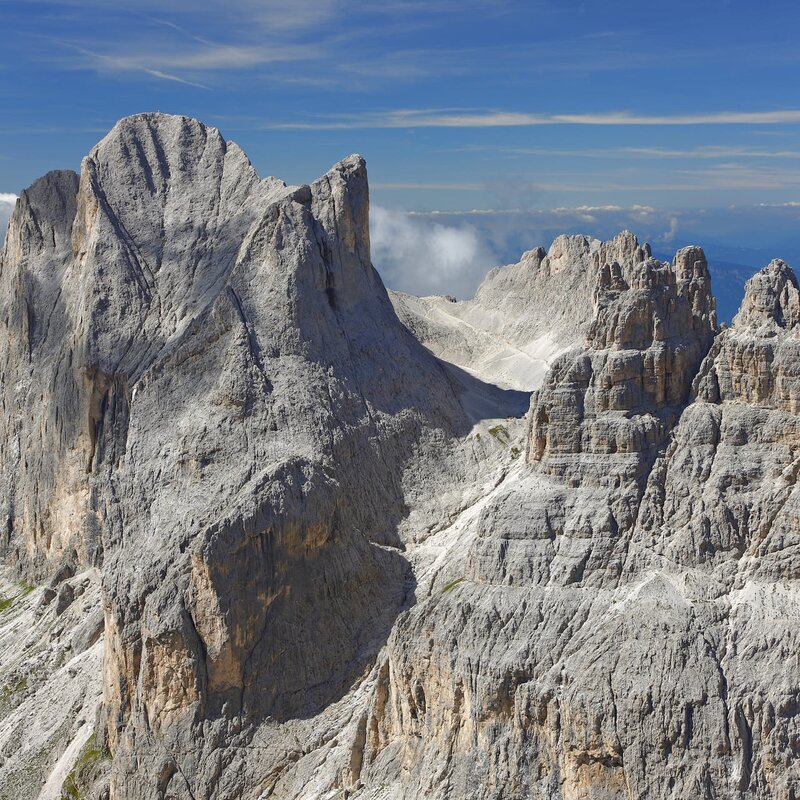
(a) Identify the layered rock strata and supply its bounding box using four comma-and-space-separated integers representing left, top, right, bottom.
356, 258, 799, 799
0, 565, 104, 800
528, 243, 717, 484
0, 114, 511, 799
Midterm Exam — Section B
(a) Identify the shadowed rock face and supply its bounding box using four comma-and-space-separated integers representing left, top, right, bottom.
2, 114, 800, 800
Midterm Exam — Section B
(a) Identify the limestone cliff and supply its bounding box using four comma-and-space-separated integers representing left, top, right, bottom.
528, 243, 717, 485
355, 256, 798, 800
0, 114, 799, 800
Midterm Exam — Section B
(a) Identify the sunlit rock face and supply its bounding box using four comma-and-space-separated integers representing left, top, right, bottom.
528, 242, 716, 481
390, 231, 660, 393
1, 114, 800, 800
632, 258, 800, 579
0, 113, 492, 799
362, 260, 799, 800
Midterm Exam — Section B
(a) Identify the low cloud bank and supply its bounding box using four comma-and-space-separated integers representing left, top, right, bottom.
369, 203, 696, 300
0, 194, 16, 242
370, 205, 498, 298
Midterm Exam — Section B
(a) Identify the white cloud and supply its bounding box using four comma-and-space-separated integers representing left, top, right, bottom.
368, 203, 800, 325
78, 43, 317, 72
372, 181, 483, 191
674, 163, 800, 189
624, 146, 800, 159
372, 204, 704, 300
370, 205, 498, 298
267, 108, 800, 130
657, 216, 680, 244
63, 41, 318, 88
453, 144, 800, 159
0, 194, 16, 243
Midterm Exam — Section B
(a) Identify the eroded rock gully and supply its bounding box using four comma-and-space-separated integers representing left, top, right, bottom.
0, 113, 798, 800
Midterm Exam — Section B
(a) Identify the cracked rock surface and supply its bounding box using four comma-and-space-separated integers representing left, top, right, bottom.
0, 113, 799, 800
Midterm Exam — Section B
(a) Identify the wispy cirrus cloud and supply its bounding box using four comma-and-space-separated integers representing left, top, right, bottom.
373, 181, 484, 191
373, 172, 800, 194
30, 0, 522, 90
624, 146, 800, 159
407, 204, 662, 217
372, 161, 800, 202
673, 163, 800, 189
0, 125, 108, 135
29, 0, 345, 32
266, 108, 800, 130
23, 2, 777, 95
453, 144, 800, 159
58, 38, 323, 88
66, 45, 212, 88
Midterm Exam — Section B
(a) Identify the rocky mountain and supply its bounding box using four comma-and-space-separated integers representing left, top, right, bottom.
0, 113, 798, 800
391, 232, 655, 392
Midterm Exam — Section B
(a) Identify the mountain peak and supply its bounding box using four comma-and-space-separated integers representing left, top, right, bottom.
3, 116, 800, 800
734, 258, 800, 331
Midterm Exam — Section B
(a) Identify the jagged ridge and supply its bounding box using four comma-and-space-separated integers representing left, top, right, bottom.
0, 114, 799, 800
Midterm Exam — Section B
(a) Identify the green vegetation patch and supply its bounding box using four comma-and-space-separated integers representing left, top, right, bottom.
510, 446, 521, 459
0, 582, 36, 614
1, 675, 28, 699
442, 577, 465, 593
61, 734, 111, 800
489, 425, 511, 444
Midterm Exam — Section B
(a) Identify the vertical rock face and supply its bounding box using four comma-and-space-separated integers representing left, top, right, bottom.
0, 169, 85, 569
733, 259, 800, 332
618, 260, 800, 799
2, 114, 800, 800
356, 253, 799, 800
528, 241, 717, 488
0, 113, 495, 799
632, 258, 800, 578
0, 117, 297, 574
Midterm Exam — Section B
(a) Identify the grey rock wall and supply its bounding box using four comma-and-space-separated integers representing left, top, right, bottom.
0, 113, 798, 800
359, 256, 798, 800
390, 232, 656, 392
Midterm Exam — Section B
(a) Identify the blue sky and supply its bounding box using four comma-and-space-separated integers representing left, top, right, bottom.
2, 0, 800, 307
